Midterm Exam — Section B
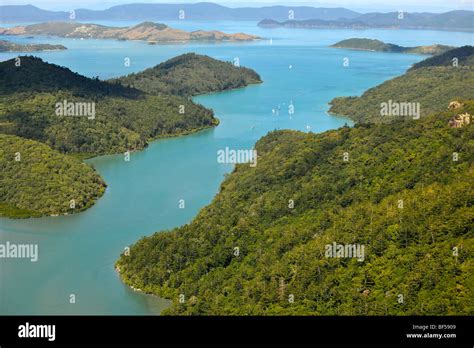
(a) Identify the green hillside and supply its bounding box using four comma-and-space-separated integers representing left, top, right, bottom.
0, 134, 106, 218
116, 100, 473, 315
0, 56, 220, 156
328, 46, 474, 124
114, 53, 262, 97
0, 54, 261, 218
0, 55, 139, 97
410, 45, 474, 70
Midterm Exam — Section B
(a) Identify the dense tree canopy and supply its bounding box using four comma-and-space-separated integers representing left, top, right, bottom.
410, 46, 474, 70
117, 48, 474, 315
118, 101, 473, 315
0, 134, 106, 218
0, 54, 260, 217
113, 53, 262, 97
0, 56, 221, 156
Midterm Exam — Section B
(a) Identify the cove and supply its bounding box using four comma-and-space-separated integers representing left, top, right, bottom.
0, 21, 472, 314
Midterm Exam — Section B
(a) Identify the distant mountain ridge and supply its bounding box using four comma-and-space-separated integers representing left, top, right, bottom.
0, 4, 359, 22
2, 4, 472, 33
258, 10, 474, 32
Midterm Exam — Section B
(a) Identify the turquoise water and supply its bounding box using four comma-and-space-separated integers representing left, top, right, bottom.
0, 22, 472, 314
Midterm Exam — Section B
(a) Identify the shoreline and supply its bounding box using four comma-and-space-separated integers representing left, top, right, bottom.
0, 77, 261, 220
115, 265, 173, 314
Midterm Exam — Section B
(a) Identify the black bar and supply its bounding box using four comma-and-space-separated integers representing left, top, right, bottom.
0, 316, 472, 346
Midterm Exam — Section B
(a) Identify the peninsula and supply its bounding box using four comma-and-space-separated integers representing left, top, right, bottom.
0, 53, 261, 218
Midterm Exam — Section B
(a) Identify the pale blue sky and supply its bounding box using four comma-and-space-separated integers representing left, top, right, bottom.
3, 0, 473, 12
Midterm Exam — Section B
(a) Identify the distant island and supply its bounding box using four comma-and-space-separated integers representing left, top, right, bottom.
331, 38, 453, 55
2, 4, 474, 31
0, 39, 66, 52
258, 10, 474, 32
0, 53, 261, 218
0, 21, 260, 43
259, 19, 373, 30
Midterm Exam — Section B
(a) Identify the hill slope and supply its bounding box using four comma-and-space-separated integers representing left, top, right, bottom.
410, 45, 474, 70
0, 134, 106, 218
114, 53, 262, 97
0, 55, 139, 97
116, 102, 473, 315
328, 46, 474, 124
0, 55, 262, 155
0, 53, 261, 218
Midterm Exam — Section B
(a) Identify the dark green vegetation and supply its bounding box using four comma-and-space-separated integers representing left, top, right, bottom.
114, 53, 262, 97
258, 10, 474, 31
117, 49, 473, 315
117, 101, 473, 315
410, 45, 474, 70
0, 54, 260, 217
0, 39, 66, 52
329, 46, 474, 124
331, 38, 453, 55
0, 56, 220, 155
0, 134, 105, 218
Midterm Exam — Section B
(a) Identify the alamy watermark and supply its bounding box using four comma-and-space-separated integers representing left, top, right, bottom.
325, 242, 365, 262
0, 241, 38, 262
217, 147, 257, 167
380, 100, 420, 120
55, 99, 96, 120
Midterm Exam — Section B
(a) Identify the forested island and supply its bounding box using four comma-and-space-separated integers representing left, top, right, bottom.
0, 54, 261, 218
0, 39, 66, 52
331, 38, 453, 55
0, 21, 260, 43
113, 53, 262, 97
116, 46, 473, 315
329, 46, 474, 123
